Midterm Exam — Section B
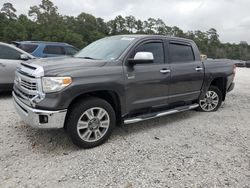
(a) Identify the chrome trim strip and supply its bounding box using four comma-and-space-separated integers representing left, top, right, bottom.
124, 103, 199, 125
188, 104, 199, 109
156, 110, 178, 117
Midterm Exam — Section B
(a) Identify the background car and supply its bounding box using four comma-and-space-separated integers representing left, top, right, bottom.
0, 42, 35, 92
234, 60, 246, 67
13, 41, 79, 58
246, 60, 250, 68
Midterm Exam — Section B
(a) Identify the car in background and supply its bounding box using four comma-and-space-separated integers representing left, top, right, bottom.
233, 60, 246, 67
13, 41, 79, 58
246, 60, 250, 68
0, 42, 35, 92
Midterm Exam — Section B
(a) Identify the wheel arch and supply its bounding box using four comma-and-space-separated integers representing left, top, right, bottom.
65, 90, 123, 129
209, 77, 227, 101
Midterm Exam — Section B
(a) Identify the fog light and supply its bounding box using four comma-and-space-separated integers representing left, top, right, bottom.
39, 115, 48, 124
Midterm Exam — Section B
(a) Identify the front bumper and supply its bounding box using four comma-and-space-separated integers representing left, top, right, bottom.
13, 92, 67, 129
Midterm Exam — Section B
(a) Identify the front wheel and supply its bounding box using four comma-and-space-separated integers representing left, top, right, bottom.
197, 86, 223, 112
66, 97, 116, 148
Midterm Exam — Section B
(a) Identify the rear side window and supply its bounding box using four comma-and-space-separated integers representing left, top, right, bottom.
0, 45, 21, 60
43, 45, 65, 55
18, 44, 38, 53
65, 46, 78, 55
136, 42, 164, 64
169, 43, 195, 62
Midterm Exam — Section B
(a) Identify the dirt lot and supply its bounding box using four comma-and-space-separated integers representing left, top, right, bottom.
0, 68, 249, 188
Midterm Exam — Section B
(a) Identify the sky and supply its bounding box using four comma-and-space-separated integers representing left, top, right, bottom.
1, 0, 250, 44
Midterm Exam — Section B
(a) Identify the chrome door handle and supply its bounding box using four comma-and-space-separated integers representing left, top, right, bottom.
195, 67, 203, 71
160, 69, 171, 74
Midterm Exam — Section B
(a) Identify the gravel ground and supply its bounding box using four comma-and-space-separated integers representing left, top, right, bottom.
0, 68, 250, 188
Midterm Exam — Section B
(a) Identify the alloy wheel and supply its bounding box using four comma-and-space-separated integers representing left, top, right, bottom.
199, 90, 219, 112
77, 107, 110, 142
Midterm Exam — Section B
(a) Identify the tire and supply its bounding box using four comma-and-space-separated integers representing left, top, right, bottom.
66, 97, 116, 149
197, 86, 223, 112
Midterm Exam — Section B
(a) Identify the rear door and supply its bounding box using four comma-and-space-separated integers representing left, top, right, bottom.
168, 41, 204, 103
0, 44, 22, 85
124, 39, 171, 113
43, 45, 66, 57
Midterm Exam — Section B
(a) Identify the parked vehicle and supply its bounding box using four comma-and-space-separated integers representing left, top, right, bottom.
13, 41, 79, 58
233, 60, 246, 67
246, 61, 250, 68
13, 35, 236, 148
0, 42, 35, 92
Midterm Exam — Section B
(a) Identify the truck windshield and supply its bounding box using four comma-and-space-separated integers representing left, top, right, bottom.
75, 37, 135, 60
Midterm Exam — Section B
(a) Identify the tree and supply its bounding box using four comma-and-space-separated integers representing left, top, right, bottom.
1, 2, 17, 19
107, 19, 118, 35
96, 17, 109, 35
28, 0, 66, 42
75, 12, 104, 44
154, 19, 166, 34
135, 19, 144, 33
207, 28, 220, 44
125, 15, 136, 33
114, 15, 126, 33
0, 0, 249, 61
3, 21, 27, 42
207, 28, 220, 58
171, 26, 185, 37
28, 0, 59, 23
144, 18, 156, 34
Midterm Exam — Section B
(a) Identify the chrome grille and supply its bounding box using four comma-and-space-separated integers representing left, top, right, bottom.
16, 87, 36, 99
14, 63, 44, 105
20, 79, 37, 91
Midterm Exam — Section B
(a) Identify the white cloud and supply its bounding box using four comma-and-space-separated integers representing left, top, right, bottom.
1, 0, 249, 43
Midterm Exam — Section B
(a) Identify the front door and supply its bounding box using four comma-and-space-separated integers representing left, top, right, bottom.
124, 40, 171, 113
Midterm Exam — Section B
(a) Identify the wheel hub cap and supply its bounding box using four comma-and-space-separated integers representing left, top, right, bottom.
88, 118, 100, 130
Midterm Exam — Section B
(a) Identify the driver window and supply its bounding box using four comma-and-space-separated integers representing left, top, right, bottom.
135, 42, 164, 64
0, 45, 22, 60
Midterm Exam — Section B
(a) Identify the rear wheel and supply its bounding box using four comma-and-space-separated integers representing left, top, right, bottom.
66, 97, 116, 148
197, 86, 222, 112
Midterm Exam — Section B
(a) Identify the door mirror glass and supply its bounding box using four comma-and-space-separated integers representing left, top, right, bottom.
20, 54, 29, 61
127, 52, 154, 66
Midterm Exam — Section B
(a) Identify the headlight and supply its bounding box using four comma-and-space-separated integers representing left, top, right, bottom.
42, 77, 72, 93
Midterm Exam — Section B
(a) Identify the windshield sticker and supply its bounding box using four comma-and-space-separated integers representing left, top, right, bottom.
121, 37, 135, 41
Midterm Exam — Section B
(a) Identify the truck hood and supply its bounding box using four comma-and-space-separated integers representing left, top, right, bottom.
27, 56, 108, 76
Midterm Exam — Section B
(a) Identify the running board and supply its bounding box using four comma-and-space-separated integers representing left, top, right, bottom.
124, 103, 199, 125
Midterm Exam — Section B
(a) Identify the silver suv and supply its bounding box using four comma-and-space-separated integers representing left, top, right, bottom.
0, 42, 34, 92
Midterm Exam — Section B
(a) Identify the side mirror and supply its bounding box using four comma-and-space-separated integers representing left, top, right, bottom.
20, 54, 29, 61
127, 52, 154, 66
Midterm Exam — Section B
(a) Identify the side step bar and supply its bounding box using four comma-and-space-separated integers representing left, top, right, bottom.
124, 103, 199, 125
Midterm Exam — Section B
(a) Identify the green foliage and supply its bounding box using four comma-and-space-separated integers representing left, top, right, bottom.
1, 2, 17, 19
0, 0, 249, 60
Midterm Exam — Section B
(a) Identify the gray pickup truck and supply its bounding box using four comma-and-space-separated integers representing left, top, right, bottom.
13, 35, 235, 148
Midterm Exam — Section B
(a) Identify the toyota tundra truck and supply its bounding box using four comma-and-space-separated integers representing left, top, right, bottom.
13, 35, 236, 148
